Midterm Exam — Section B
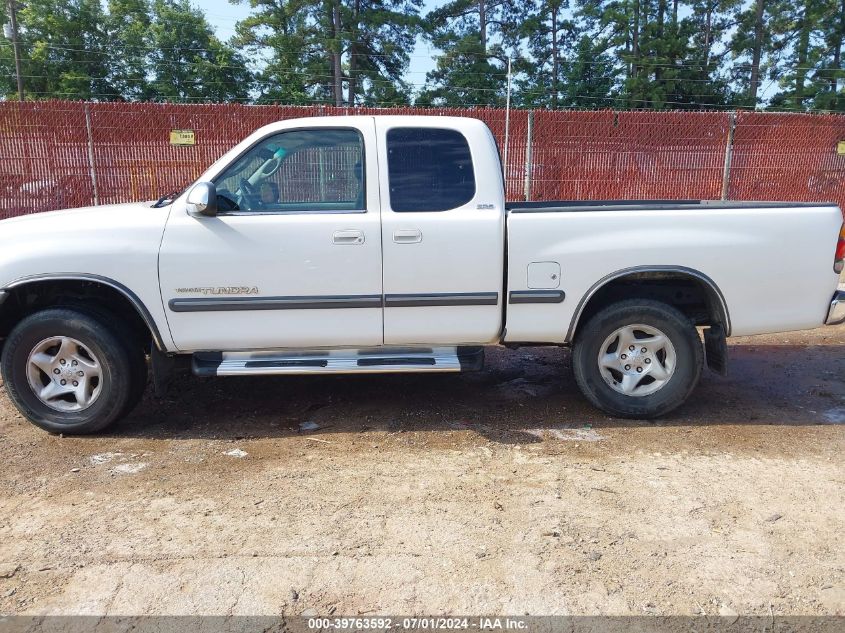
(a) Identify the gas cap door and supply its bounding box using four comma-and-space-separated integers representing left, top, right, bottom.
527, 262, 561, 289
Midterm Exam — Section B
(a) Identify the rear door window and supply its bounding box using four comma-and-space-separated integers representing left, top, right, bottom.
386, 128, 475, 212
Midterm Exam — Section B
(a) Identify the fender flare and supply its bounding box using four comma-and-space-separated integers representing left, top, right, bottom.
566, 265, 731, 342
3, 273, 168, 351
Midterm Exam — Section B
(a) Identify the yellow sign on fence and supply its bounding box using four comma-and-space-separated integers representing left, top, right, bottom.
837, 140, 845, 155
170, 129, 196, 146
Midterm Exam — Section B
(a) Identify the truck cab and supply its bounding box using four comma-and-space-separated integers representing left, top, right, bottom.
159, 116, 505, 351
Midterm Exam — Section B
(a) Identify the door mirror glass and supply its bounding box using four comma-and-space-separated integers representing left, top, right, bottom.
186, 182, 218, 217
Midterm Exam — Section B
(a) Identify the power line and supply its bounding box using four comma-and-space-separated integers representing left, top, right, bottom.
0, 47, 769, 88
1, 40, 841, 75
4, 85, 840, 114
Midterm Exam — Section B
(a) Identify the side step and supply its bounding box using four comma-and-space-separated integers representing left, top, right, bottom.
192, 346, 484, 377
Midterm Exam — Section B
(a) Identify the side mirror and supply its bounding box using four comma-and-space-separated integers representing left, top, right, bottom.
186, 182, 218, 217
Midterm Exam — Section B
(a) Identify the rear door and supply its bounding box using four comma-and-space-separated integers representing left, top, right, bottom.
375, 118, 505, 345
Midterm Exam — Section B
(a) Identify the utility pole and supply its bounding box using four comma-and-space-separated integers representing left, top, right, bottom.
332, 1, 343, 107
503, 57, 512, 199
5, 0, 24, 100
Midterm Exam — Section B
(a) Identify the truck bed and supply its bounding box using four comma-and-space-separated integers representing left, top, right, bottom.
503, 199, 843, 343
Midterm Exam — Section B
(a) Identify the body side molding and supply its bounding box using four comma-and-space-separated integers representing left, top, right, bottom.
384, 292, 499, 307
169, 295, 383, 313
508, 290, 565, 304
170, 292, 502, 313
4, 273, 167, 351
565, 265, 731, 342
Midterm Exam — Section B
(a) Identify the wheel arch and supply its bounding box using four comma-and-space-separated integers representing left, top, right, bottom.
566, 265, 731, 343
1, 274, 166, 352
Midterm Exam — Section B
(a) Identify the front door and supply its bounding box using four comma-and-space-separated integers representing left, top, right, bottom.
159, 121, 383, 352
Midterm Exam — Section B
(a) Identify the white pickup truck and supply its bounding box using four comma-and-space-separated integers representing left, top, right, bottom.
0, 116, 843, 434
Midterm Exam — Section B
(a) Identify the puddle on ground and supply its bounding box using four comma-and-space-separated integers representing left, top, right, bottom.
822, 407, 845, 424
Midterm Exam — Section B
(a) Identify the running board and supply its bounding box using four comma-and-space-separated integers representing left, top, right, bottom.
192, 346, 484, 377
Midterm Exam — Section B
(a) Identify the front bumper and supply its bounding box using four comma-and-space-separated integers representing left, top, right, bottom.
827, 290, 845, 325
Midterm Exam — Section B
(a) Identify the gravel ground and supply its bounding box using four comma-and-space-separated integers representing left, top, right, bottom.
0, 324, 843, 617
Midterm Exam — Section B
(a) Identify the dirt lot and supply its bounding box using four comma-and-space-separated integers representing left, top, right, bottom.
0, 324, 843, 618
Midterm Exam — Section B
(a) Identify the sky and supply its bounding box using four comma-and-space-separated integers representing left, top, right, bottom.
193, 0, 442, 91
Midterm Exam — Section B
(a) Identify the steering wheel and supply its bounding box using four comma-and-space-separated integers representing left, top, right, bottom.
239, 178, 259, 209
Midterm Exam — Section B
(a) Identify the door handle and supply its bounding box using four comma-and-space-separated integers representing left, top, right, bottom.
393, 229, 422, 244
333, 230, 365, 245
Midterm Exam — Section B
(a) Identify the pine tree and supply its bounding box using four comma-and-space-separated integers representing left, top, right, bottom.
345, 0, 422, 105
233, 0, 318, 104
765, 0, 831, 110
665, 0, 740, 108
811, 0, 845, 110
786, 0, 845, 111
147, 0, 253, 102
514, 1, 618, 108
730, 0, 771, 107
233, 0, 421, 106
516, 0, 572, 107
562, 34, 618, 107
417, 1, 518, 107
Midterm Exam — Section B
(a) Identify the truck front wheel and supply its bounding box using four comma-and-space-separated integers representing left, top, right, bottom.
1, 308, 141, 434
572, 300, 703, 419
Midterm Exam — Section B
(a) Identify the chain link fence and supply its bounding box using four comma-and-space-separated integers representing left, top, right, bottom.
1, 101, 845, 218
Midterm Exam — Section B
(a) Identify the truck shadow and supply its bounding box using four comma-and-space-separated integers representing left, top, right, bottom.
112, 343, 845, 443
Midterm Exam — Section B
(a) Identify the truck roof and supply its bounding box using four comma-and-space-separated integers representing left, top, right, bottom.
250, 115, 489, 137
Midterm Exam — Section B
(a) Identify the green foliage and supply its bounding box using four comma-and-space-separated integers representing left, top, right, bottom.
232, 0, 330, 104
416, 36, 506, 106
0, 3, 14, 98
0, 0, 251, 101
766, 0, 845, 111
513, 1, 618, 108
419, 0, 845, 111
417, 0, 514, 106
1, 0, 843, 110
347, 0, 422, 104
8, 0, 112, 99
232, 0, 422, 106
106, 0, 155, 100
147, 0, 252, 102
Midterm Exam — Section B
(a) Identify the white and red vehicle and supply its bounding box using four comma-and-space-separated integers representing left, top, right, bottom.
0, 116, 843, 433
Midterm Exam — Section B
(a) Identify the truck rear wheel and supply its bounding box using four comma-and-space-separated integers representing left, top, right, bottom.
1, 308, 141, 434
572, 300, 703, 419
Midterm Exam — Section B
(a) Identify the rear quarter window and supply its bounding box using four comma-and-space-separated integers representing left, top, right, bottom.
386, 128, 476, 212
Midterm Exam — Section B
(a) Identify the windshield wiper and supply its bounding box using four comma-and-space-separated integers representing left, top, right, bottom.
153, 189, 183, 208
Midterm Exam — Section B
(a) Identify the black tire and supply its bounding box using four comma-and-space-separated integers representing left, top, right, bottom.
57, 303, 148, 418
1, 308, 140, 434
572, 299, 703, 419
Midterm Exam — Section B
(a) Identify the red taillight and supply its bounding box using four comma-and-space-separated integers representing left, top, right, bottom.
835, 223, 845, 274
